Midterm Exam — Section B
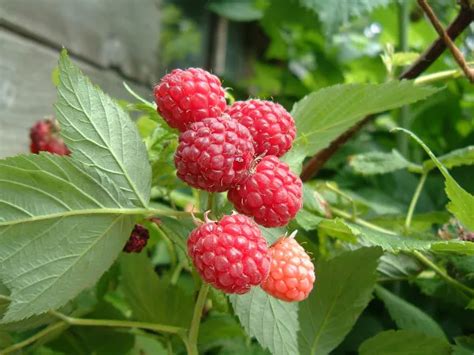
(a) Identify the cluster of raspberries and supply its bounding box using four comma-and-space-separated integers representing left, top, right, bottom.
154, 68, 314, 302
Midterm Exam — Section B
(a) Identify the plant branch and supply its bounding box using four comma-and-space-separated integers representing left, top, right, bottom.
412, 250, 474, 298
187, 283, 210, 355
418, 0, 474, 82
404, 172, 428, 231
2, 321, 68, 354
49, 310, 186, 335
300, 5, 474, 181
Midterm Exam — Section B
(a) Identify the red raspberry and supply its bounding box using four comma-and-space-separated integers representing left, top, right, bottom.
261, 234, 315, 302
228, 156, 302, 227
154, 68, 227, 131
123, 224, 149, 253
30, 118, 70, 155
187, 213, 271, 294
226, 100, 296, 157
174, 116, 255, 192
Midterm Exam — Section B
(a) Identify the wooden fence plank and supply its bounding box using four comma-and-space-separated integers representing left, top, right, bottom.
0, 0, 161, 85
0, 29, 151, 158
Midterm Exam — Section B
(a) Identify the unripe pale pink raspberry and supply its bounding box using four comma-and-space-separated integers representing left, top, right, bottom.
261, 235, 315, 302
187, 214, 271, 294
174, 116, 255, 192
226, 99, 296, 157
154, 68, 227, 131
30, 118, 70, 156
123, 224, 149, 253
228, 155, 302, 227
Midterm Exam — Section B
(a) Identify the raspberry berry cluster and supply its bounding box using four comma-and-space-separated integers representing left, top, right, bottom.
154, 68, 314, 301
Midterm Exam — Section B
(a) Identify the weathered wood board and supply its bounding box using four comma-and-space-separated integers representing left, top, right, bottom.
0, 30, 151, 158
0, 0, 161, 85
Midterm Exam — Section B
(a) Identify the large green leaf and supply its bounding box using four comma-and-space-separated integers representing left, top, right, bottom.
120, 253, 193, 327
55, 50, 151, 208
395, 129, 474, 230
300, 0, 389, 33
298, 247, 382, 355
283, 81, 439, 173
0, 154, 140, 322
359, 330, 451, 355
374, 286, 447, 341
230, 287, 299, 355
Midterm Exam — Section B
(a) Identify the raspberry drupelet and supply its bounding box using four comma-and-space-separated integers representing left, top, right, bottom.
175, 116, 255, 192
226, 99, 296, 157
187, 213, 271, 294
228, 155, 302, 227
261, 233, 315, 302
154, 68, 227, 131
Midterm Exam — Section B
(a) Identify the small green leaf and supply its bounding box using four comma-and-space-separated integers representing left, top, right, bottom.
375, 285, 447, 341
0, 154, 140, 322
283, 81, 439, 173
359, 330, 451, 355
395, 128, 474, 230
208, 0, 263, 21
423, 146, 474, 172
348, 150, 415, 175
55, 49, 151, 207
298, 247, 383, 355
452, 335, 474, 355
230, 287, 299, 355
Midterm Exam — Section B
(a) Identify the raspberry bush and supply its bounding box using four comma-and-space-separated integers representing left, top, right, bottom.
2, 4, 474, 353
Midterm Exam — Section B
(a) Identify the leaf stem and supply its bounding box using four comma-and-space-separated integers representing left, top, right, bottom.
404, 172, 428, 231
49, 310, 186, 335
123, 81, 157, 109
331, 207, 397, 235
187, 283, 210, 355
412, 250, 474, 298
414, 69, 463, 85
2, 321, 68, 354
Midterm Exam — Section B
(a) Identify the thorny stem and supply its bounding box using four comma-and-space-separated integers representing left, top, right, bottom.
418, 0, 474, 82
187, 283, 210, 355
404, 172, 428, 231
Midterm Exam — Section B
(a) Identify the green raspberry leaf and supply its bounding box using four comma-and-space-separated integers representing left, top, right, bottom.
0, 154, 142, 323
230, 287, 299, 355
375, 285, 447, 341
348, 150, 416, 175
55, 49, 151, 207
298, 247, 383, 355
359, 330, 451, 355
282, 81, 439, 173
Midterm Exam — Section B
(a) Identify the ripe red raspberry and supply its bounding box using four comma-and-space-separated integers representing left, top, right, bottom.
30, 118, 70, 155
226, 100, 296, 157
123, 224, 149, 253
228, 156, 302, 227
187, 213, 271, 294
261, 234, 315, 302
154, 68, 227, 131
175, 116, 255, 192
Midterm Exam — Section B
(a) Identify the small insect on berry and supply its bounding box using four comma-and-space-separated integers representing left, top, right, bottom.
30, 118, 70, 156
123, 224, 150, 253
187, 213, 271, 294
261, 232, 315, 302
226, 99, 296, 157
228, 155, 302, 227
175, 116, 255, 192
154, 68, 227, 131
